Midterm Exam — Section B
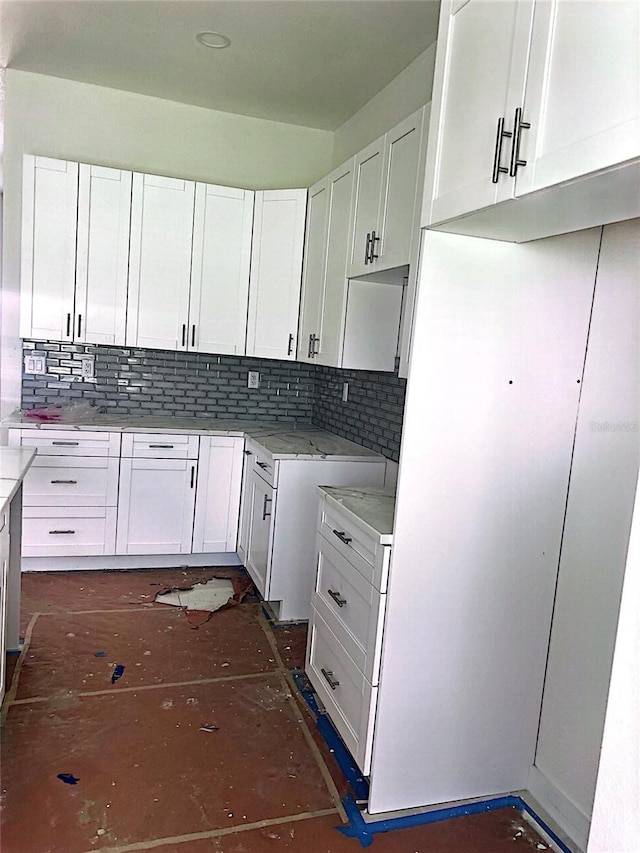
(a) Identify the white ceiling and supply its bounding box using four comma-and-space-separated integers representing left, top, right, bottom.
0, 0, 441, 131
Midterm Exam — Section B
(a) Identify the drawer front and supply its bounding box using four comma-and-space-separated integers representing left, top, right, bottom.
23, 456, 119, 507
22, 507, 117, 556
12, 429, 121, 457
319, 502, 390, 592
306, 606, 377, 776
245, 439, 278, 488
121, 433, 199, 459
313, 534, 386, 684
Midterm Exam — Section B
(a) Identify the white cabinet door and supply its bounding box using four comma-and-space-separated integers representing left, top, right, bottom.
0, 511, 9, 703
348, 139, 384, 278
246, 189, 307, 360
116, 457, 197, 555
20, 156, 78, 340
189, 183, 254, 355
318, 160, 355, 367
422, 0, 534, 226
75, 164, 131, 346
379, 108, 425, 271
244, 470, 274, 597
126, 173, 195, 351
192, 436, 244, 553
516, 0, 640, 198
298, 179, 329, 364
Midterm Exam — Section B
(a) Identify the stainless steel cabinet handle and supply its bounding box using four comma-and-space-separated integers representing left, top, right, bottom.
49, 529, 75, 535
332, 529, 352, 546
50, 479, 78, 485
311, 335, 320, 356
191, 324, 196, 348
149, 444, 174, 449
66, 313, 72, 337
243, 450, 253, 456
190, 465, 195, 489
256, 461, 270, 471
181, 323, 186, 347
327, 589, 347, 608
321, 668, 340, 690
262, 493, 272, 521
491, 116, 512, 184
364, 232, 371, 265
308, 333, 317, 359
52, 441, 79, 446
509, 106, 531, 177
369, 230, 380, 262
77, 314, 82, 338
287, 333, 294, 356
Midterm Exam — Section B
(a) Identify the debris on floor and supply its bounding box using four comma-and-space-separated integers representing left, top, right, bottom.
111, 664, 125, 684
154, 574, 256, 628
57, 774, 80, 785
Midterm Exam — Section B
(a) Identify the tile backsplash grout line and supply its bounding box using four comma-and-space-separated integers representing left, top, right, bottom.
21, 340, 405, 462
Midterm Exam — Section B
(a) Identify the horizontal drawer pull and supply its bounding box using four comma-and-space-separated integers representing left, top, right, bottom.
148, 444, 174, 449
327, 588, 347, 608
332, 529, 352, 545
50, 479, 78, 485
52, 441, 79, 446
256, 461, 270, 470
49, 529, 76, 535
321, 667, 340, 690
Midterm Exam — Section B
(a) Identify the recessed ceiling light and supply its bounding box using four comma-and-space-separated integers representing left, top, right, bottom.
196, 32, 231, 49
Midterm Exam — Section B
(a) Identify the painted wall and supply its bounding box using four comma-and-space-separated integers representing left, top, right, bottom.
0, 69, 334, 418
331, 45, 436, 167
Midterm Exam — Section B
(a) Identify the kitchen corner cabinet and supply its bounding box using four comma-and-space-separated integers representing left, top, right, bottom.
116, 434, 199, 555
422, 0, 640, 241
298, 160, 404, 372
348, 107, 426, 278
246, 189, 307, 361
20, 156, 131, 344
192, 436, 244, 553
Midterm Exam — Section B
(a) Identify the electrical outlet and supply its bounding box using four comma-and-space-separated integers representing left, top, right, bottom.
80, 357, 95, 381
24, 354, 46, 375
342, 382, 349, 402
248, 371, 260, 389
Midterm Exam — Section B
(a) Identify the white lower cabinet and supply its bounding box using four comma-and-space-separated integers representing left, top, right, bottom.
239, 439, 386, 621
192, 436, 244, 553
306, 489, 392, 775
9, 429, 121, 557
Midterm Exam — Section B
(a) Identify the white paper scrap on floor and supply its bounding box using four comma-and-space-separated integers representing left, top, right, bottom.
155, 577, 235, 611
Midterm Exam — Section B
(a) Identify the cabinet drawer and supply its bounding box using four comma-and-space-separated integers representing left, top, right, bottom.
23, 456, 119, 507
319, 503, 391, 592
306, 606, 376, 776
313, 534, 386, 685
11, 429, 121, 457
245, 439, 278, 488
121, 433, 199, 459
22, 506, 117, 556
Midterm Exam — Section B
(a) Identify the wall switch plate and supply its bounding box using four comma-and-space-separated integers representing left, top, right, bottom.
80, 356, 95, 380
248, 371, 260, 389
342, 382, 349, 402
24, 354, 46, 375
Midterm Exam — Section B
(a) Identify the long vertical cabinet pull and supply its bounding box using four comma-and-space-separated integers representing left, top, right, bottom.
492, 117, 512, 183
369, 230, 380, 263
77, 314, 82, 338
509, 107, 531, 177
364, 232, 372, 264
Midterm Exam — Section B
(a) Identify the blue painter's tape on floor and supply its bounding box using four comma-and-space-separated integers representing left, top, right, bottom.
291, 670, 574, 853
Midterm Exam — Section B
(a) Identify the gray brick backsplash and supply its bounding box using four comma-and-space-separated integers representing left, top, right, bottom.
21, 341, 406, 461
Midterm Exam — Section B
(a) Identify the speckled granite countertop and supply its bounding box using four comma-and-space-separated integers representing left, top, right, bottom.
318, 485, 395, 543
3, 413, 384, 462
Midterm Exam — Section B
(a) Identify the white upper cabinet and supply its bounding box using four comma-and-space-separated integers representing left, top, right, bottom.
189, 184, 254, 356
21, 156, 79, 341
348, 107, 426, 278
21, 156, 132, 345
76, 164, 132, 346
298, 180, 329, 365
423, 0, 640, 241
126, 173, 195, 351
246, 189, 307, 361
